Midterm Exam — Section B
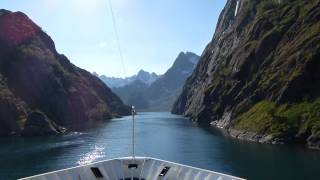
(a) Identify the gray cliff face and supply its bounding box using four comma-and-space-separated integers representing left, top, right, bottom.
144, 52, 200, 111
173, 0, 243, 119
172, 0, 320, 148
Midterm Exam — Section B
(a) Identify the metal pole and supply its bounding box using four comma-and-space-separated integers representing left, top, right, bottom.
132, 106, 135, 159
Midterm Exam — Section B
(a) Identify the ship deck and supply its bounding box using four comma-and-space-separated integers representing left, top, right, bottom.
19, 156, 245, 180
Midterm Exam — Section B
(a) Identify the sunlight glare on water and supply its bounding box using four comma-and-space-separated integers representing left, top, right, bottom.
77, 145, 106, 165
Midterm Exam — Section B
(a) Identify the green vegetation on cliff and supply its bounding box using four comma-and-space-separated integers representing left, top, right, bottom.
236, 99, 320, 140
172, 0, 320, 148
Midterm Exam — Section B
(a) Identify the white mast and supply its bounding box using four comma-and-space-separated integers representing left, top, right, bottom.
131, 106, 135, 159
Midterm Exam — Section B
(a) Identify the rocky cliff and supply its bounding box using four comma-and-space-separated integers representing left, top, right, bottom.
145, 52, 199, 111
0, 10, 130, 136
172, 0, 320, 149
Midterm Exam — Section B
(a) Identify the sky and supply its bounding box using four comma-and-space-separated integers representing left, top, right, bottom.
1, 0, 227, 78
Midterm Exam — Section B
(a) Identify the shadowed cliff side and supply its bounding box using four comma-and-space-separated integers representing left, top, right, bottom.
172, 0, 320, 149
0, 9, 130, 136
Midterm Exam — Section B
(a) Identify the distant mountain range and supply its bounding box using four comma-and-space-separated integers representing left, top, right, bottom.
97, 70, 159, 88
107, 52, 199, 111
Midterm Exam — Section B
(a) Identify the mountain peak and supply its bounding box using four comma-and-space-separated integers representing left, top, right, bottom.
136, 69, 158, 85
172, 51, 200, 70
111, 51, 200, 111
137, 69, 148, 76
0, 10, 40, 46
99, 70, 159, 88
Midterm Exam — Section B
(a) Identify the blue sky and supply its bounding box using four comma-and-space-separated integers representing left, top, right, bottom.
1, 0, 226, 77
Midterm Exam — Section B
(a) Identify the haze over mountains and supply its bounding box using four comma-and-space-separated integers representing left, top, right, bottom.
100, 52, 200, 111
97, 70, 159, 88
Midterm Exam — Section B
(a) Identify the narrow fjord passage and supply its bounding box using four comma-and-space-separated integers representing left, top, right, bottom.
0, 112, 319, 180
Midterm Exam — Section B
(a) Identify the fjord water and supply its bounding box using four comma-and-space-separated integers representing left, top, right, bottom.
0, 112, 319, 180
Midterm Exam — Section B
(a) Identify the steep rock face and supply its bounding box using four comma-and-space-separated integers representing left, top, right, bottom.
172, 0, 320, 148
145, 52, 199, 111
0, 10, 130, 136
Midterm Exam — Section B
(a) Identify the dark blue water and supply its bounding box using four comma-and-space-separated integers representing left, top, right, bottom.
0, 112, 319, 180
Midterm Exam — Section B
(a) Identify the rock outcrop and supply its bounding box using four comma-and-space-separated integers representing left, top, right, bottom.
172, 0, 320, 149
0, 9, 130, 136
22, 111, 66, 136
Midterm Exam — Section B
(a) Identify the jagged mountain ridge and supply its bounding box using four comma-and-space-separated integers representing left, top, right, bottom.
99, 69, 159, 88
0, 9, 130, 136
113, 52, 200, 111
172, 0, 320, 149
